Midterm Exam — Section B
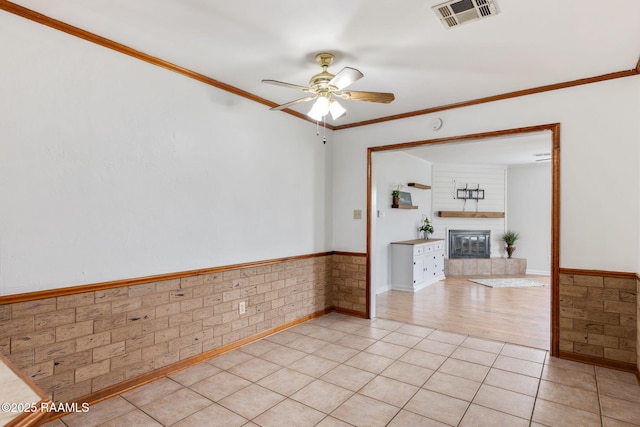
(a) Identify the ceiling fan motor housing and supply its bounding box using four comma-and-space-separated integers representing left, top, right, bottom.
310, 53, 337, 94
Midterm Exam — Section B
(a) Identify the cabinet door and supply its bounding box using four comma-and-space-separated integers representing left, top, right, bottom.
413, 256, 425, 285
432, 252, 445, 276
425, 253, 435, 277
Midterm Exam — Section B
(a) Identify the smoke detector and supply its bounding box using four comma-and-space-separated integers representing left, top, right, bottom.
433, 0, 499, 28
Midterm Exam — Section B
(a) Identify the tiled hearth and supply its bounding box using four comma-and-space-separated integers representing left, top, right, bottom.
445, 258, 527, 277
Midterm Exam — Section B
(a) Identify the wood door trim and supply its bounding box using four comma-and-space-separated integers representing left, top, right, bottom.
367, 123, 561, 355
550, 124, 561, 356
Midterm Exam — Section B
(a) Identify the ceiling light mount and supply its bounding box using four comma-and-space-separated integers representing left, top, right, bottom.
315, 53, 335, 69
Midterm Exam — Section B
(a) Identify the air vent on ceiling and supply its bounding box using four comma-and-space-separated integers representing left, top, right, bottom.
433, 0, 499, 28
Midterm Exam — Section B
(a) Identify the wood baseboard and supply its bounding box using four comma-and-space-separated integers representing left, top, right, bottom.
332, 306, 367, 318
40, 307, 334, 423
332, 251, 367, 257
559, 351, 637, 374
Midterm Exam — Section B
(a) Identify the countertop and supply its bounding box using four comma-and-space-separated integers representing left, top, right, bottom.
390, 238, 444, 245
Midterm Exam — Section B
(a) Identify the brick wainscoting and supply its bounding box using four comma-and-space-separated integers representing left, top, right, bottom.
0, 252, 370, 404
559, 271, 637, 371
331, 253, 367, 315
2, 259, 636, 406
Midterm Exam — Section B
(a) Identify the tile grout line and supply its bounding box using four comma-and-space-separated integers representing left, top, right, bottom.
259, 316, 630, 425
452, 339, 502, 426
277, 319, 537, 426
381, 324, 458, 426
528, 351, 548, 427
49, 313, 639, 427
344, 322, 529, 426
594, 367, 605, 427
326, 319, 414, 426
307, 318, 432, 425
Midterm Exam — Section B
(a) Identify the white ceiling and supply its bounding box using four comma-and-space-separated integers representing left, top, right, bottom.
8, 0, 640, 129
5, 1, 639, 165
402, 131, 552, 166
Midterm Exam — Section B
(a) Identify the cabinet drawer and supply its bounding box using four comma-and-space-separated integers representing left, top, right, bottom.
414, 246, 425, 256
424, 244, 434, 253
434, 242, 444, 251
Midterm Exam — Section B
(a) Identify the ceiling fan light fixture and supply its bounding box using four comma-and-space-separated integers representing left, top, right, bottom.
329, 100, 346, 120
307, 96, 330, 121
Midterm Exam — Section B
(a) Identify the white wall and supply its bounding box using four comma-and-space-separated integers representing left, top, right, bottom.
0, 13, 333, 295
507, 164, 552, 275
370, 152, 432, 294
333, 76, 640, 273
3, 11, 640, 298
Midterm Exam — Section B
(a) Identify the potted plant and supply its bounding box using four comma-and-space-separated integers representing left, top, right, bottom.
418, 217, 434, 239
392, 184, 403, 206
502, 230, 520, 258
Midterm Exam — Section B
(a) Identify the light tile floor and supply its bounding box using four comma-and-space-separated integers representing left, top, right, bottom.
43, 313, 640, 426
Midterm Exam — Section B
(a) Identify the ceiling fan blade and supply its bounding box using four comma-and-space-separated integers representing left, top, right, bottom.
336, 90, 395, 104
328, 67, 364, 90
262, 79, 310, 91
270, 96, 317, 111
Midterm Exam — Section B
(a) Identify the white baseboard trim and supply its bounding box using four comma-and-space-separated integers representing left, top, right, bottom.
375, 285, 391, 295
526, 269, 550, 276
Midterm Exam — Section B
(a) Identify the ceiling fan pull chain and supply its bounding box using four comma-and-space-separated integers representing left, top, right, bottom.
316, 120, 320, 136
322, 116, 327, 144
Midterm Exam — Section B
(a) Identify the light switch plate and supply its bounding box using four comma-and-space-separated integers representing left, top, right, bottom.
353, 209, 362, 219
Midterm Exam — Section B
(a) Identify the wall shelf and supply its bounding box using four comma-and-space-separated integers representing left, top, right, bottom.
408, 183, 431, 190
392, 205, 419, 209
438, 211, 505, 218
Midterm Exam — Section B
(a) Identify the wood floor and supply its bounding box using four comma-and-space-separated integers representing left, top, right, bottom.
375, 276, 551, 350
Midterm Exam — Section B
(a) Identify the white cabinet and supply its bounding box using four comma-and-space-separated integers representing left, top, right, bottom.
433, 241, 445, 278
390, 239, 445, 292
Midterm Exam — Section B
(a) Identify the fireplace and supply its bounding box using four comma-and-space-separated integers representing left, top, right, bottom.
449, 230, 491, 259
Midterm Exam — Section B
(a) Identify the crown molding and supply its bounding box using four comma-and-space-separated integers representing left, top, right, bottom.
1, 1, 637, 132
0, 1, 328, 128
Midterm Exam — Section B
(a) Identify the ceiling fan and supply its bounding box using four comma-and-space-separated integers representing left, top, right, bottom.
262, 53, 395, 121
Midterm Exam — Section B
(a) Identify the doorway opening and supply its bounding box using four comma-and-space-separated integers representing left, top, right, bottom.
366, 124, 560, 355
